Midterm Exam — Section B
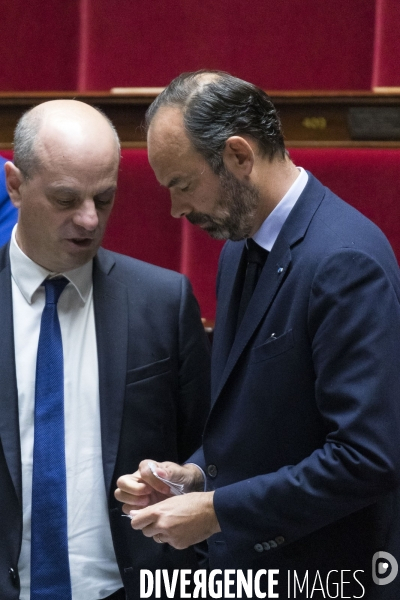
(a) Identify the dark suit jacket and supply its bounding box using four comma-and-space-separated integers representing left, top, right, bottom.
0, 245, 210, 600
191, 173, 400, 598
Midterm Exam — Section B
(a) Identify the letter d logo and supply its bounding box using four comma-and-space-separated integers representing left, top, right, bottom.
372, 551, 398, 585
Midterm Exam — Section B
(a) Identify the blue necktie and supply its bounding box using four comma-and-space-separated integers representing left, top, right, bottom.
31, 277, 72, 600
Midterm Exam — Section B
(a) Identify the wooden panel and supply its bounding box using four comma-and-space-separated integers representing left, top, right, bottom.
1, 91, 400, 148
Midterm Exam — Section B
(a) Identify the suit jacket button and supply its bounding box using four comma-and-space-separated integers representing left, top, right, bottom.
275, 536, 285, 545
268, 539, 278, 548
9, 567, 19, 586
207, 464, 218, 478
262, 542, 271, 550
254, 543, 264, 553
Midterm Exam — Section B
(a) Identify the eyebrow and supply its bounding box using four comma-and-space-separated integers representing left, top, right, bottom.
95, 185, 118, 196
46, 185, 117, 196
45, 186, 79, 196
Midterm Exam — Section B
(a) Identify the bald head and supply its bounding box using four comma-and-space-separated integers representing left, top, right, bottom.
13, 100, 120, 179
5, 99, 121, 272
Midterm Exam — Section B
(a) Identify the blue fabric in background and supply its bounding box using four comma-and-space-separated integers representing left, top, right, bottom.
0, 156, 18, 246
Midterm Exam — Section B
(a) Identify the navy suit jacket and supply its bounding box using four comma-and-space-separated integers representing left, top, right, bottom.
0, 245, 210, 600
191, 173, 400, 598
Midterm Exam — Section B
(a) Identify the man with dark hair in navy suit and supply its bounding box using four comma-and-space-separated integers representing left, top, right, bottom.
117, 71, 400, 598
0, 155, 18, 245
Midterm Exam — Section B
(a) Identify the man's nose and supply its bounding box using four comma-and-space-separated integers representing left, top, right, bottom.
73, 199, 99, 230
170, 191, 190, 219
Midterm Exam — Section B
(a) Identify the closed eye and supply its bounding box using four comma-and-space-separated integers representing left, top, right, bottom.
51, 195, 79, 208
94, 188, 116, 208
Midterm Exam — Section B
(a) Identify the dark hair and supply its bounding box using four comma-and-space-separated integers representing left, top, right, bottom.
146, 70, 286, 173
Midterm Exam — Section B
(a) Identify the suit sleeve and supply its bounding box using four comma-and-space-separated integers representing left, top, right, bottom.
175, 275, 211, 463
213, 248, 400, 558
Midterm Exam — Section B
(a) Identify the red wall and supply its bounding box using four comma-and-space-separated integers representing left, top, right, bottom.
372, 0, 400, 88
1, 0, 392, 92
0, 1, 80, 91
81, 0, 376, 91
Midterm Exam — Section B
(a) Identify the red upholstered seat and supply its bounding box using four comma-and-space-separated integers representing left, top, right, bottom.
289, 148, 400, 261
103, 149, 183, 272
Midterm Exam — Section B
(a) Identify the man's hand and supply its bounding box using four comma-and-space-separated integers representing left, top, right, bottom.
115, 459, 204, 513
129, 491, 221, 549
115, 459, 221, 548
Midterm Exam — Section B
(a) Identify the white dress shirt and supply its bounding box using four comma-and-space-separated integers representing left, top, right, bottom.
10, 226, 122, 599
252, 166, 308, 250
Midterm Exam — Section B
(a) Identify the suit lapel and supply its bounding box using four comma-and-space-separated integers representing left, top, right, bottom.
214, 238, 292, 401
0, 244, 22, 504
93, 249, 128, 495
213, 172, 326, 402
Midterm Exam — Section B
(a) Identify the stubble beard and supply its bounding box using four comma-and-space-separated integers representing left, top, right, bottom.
186, 167, 260, 241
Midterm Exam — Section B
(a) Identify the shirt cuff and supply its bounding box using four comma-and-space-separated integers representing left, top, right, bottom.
185, 462, 207, 491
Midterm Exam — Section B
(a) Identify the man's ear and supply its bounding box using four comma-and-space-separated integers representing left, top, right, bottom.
4, 161, 24, 208
222, 136, 254, 179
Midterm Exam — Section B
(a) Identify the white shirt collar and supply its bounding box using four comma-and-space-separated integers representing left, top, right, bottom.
252, 167, 308, 251
9, 224, 93, 304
